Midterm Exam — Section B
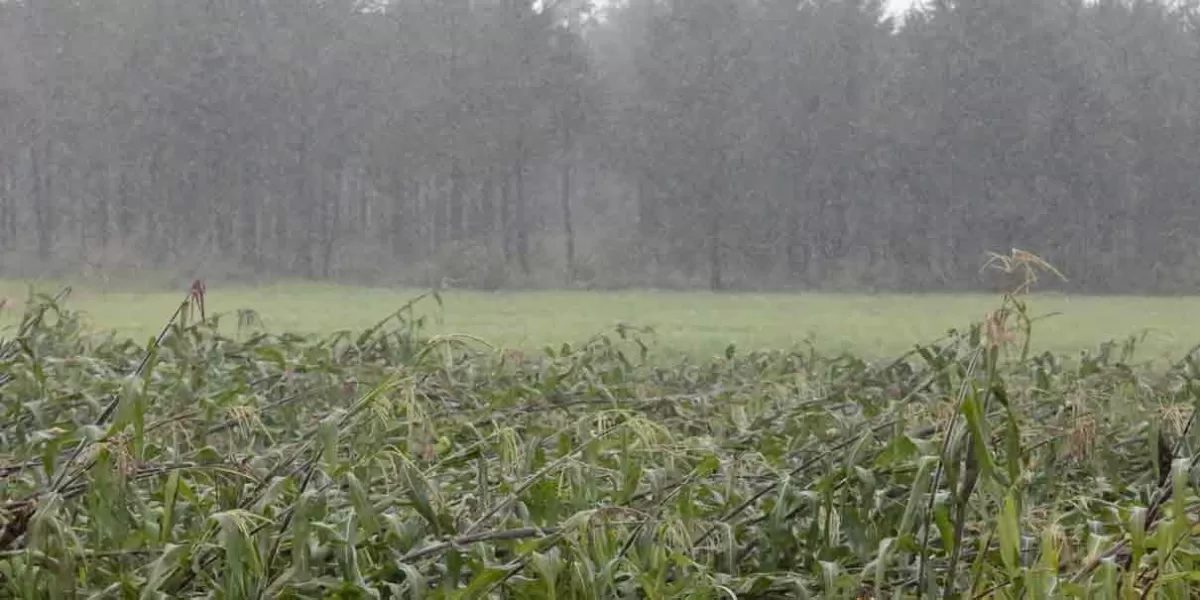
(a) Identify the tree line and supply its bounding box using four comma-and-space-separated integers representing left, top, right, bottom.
3, 0, 1199, 293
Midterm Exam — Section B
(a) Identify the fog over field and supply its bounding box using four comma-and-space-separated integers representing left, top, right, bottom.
3, 0, 1199, 294
13, 2, 1200, 597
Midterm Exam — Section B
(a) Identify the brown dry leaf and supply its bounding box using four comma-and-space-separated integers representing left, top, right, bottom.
985, 309, 1016, 349
1066, 414, 1096, 462
1161, 403, 1187, 437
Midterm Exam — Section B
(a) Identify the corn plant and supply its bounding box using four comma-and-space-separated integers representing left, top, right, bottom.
0, 265, 1198, 598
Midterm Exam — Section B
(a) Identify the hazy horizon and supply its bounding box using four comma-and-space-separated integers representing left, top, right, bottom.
2, 0, 1196, 294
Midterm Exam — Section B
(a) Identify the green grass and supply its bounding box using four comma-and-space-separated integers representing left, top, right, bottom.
0, 279, 1193, 362
3, 284, 1200, 597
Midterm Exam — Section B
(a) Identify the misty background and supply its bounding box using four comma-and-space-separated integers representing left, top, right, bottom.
2, 0, 1198, 293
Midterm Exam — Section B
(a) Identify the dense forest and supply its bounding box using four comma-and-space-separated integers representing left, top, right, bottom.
2, 0, 1199, 293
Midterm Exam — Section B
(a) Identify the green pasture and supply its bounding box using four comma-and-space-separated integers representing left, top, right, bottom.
0, 279, 1192, 362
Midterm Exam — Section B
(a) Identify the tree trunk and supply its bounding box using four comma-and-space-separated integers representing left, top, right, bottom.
560, 123, 575, 282
31, 142, 52, 262
239, 156, 260, 271
637, 173, 657, 254
321, 164, 345, 278
98, 164, 114, 253
1, 161, 16, 250
514, 147, 530, 276
210, 152, 233, 257
708, 193, 722, 292
500, 165, 512, 265
117, 157, 134, 241
390, 176, 410, 258
449, 159, 465, 242
476, 167, 495, 239
273, 175, 290, 274
785, 171, 808, 281
295, 130, 315, 278
148, 146, 166, 266
430, 171, 444, 252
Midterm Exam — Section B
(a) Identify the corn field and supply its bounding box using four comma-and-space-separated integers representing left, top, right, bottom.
2, 280, 1200, 598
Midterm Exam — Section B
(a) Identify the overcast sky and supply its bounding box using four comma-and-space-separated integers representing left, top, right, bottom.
886, 0, 922, 18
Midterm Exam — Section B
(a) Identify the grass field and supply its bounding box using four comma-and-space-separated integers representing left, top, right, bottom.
0, 279, 1194, 362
